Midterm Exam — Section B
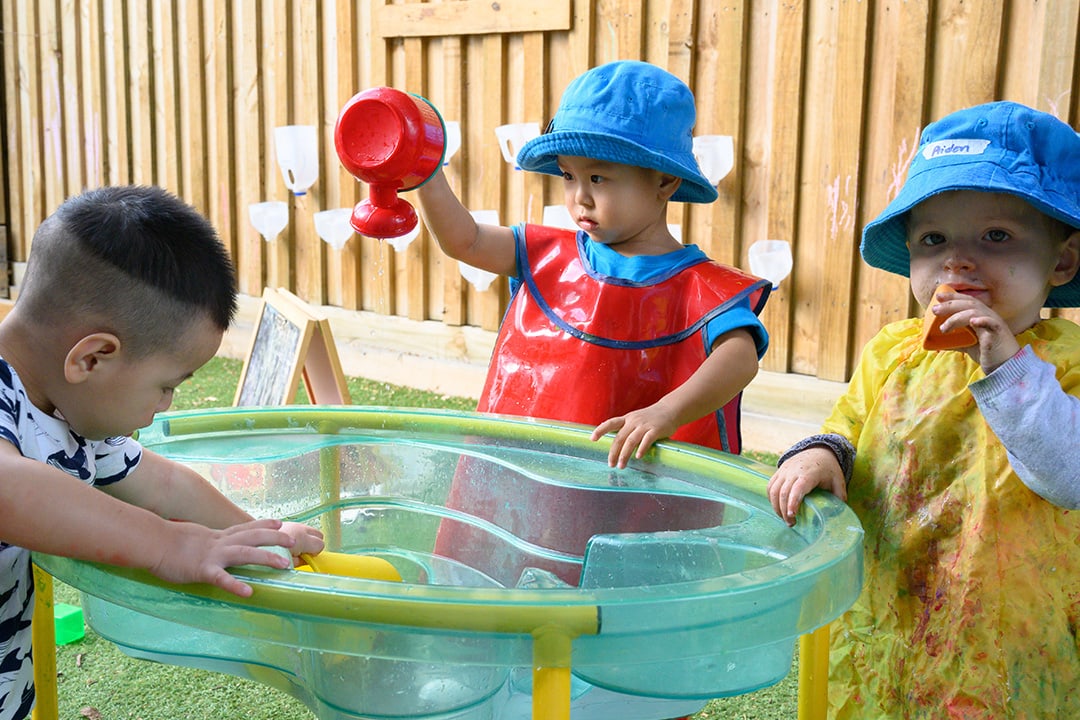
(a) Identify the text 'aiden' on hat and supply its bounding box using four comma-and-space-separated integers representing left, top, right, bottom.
515, 60, 718, 204
860, 100, 1080, 308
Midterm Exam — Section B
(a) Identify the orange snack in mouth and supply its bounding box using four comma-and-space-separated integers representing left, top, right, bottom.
921, 284, 978, 350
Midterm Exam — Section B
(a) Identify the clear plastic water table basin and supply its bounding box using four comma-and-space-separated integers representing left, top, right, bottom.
35, 406, 863, 720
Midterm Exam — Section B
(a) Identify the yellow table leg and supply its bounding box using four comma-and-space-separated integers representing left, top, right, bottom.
797, 624, 830, 720
31, 565, 58, 720
532, 627, 572, 720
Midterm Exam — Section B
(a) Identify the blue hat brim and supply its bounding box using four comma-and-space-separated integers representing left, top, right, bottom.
861, 160, 1080, 309
516, 131, 719, 204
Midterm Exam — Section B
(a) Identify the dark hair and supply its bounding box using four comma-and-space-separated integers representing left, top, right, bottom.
18, 185, 238, 356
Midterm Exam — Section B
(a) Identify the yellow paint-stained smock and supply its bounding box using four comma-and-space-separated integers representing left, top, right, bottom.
823, 317, 1080, 719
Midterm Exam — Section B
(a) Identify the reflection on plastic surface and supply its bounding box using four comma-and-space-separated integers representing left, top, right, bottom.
37, 407, 863, 719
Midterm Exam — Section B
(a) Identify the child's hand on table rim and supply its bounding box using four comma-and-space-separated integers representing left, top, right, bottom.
766, 446, 847, 526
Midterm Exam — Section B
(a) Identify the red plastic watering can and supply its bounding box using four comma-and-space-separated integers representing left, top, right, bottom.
334, 87, 446, 239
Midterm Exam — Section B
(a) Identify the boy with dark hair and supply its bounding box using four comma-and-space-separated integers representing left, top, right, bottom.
0, 185, 323, 720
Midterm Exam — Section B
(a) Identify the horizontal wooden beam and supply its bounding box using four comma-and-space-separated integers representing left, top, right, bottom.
377, 0, 571, 38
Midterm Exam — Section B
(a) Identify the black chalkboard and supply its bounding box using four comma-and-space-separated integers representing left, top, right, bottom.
234, 287, 350, 406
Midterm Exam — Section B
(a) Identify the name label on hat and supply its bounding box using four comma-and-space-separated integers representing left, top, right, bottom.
922, 139, 990, 160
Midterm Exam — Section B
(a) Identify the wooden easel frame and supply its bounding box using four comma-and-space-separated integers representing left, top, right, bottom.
234, 287, 351, 406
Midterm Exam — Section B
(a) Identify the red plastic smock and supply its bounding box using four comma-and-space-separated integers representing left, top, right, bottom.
477, 224, 770, 453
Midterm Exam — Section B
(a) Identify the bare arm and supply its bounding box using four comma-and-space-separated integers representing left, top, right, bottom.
414, 169, 518, 276
0, 442, 307, 596
591, 328, 759, 468
107, 449, 325, 557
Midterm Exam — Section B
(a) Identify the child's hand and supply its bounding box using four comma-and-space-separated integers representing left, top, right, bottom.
930, 287, 1021, 373
766, 447, 847, 526
150, 518, 298, 597
281, 521, 325, 560
591, 402, 679, 469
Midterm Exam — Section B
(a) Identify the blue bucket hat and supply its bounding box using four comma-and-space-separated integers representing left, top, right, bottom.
861, 101, 1080, 308
515, 61, 718, 204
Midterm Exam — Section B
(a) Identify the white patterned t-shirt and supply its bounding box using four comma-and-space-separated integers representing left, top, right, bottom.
0, 358, 141, 720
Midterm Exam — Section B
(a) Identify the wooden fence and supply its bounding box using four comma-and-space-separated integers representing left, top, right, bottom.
2, 0, 1078, 383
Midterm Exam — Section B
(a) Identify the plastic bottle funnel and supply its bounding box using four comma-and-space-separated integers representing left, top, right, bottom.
443, 121, 462, 166
334, 87, 446, 239
494, 122, 541, 170
748, 239, 794, 288
274, 125, 319, 195
313, 208, 356, 251
692, 135, 735, 186
248, 201, 289, 242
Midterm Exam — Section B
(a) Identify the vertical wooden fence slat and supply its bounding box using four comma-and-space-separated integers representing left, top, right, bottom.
519, 32, 547, 228
3, 0, 26, 258
176, 2, 208, 215
15, 0, 44, 248
79, 0, 104, 190
1001, 0, 1079, 115
290, 0, 325, 305
689, 1, 748, 265
853, 0, 931, 355
927, 1, 1003, 114
470, 33, 507, 331
101, 0, 128, 186
261, 0, 293, 292
401, 34, 427, 322
322, 0, 360, 310
37, 0, 64, 211
795, 1, 869, 382
661, 0, 695, 242
125, 0, 152, 185
321, 2, 343, 308
150, 0, 180, 195
59, 0, 82, 196
745, 0, 807, 373
204, 0, 236, 262
232, 0, 264, 297
334, 0, 363, 312
435, 35, 467, 326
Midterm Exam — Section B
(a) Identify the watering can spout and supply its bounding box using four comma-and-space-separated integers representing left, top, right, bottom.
334, 87, 446, 239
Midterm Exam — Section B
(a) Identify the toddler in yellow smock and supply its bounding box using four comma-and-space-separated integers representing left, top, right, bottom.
768, 102, 1080, 718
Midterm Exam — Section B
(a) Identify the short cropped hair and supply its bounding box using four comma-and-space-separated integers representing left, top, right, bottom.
18, 185, 238, 357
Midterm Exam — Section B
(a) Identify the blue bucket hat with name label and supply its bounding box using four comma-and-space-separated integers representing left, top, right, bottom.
515, 61, 718, 204
861, 101, 1080, 308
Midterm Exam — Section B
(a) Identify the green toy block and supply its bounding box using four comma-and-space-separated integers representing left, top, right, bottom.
53, 603, 85, 645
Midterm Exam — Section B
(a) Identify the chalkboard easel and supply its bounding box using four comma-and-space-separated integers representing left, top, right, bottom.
234, 287, 351, 406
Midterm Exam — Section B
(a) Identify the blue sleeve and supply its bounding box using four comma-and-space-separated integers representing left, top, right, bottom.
704, 299, 770, 359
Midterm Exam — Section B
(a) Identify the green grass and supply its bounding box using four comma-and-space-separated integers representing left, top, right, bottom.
52, 356, 796, 719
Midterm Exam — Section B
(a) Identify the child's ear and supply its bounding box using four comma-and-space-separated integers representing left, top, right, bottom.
1050, 229, 1080, 287
64, 333, 122, 384
658, 174, 682, 201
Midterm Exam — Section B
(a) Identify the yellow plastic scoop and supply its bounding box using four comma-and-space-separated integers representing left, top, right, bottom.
295, 551, 403, 582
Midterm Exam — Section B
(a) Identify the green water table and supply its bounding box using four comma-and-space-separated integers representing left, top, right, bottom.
33, 406, 863, 720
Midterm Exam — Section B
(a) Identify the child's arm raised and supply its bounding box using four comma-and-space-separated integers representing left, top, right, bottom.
415, 170, 518, 277
591, 328, 758, 468
0, 442, 307, 597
